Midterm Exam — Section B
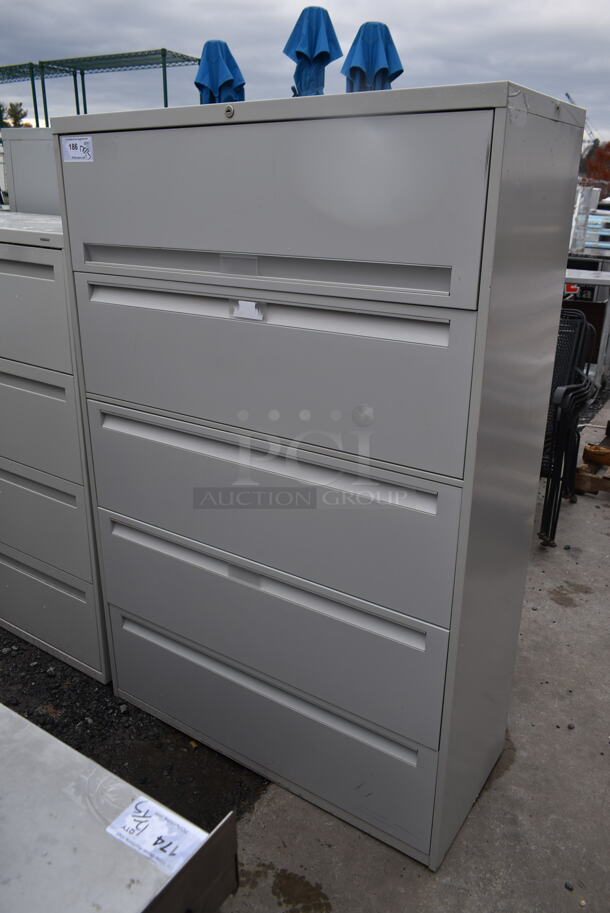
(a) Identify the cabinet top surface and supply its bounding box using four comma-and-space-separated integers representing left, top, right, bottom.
52, 80, 585, 135
1, 127, 53, 142
0, 211, 63, 247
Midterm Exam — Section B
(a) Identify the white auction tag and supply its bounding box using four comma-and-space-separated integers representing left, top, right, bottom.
106, 796, 208, 874
61, 135, 94, 162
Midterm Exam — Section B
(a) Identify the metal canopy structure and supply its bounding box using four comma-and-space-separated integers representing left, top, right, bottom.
0, 50, 199, 128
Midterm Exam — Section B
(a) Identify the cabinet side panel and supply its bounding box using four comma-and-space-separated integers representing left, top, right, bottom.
3, 130, 61, 216
430, 110, 583, 867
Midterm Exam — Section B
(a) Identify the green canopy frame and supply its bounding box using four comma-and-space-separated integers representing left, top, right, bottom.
0, 49, 199, 127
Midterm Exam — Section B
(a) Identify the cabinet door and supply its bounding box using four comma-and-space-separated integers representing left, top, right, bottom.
0, 456, 91, 580
63, 111, 492, 310
0, 244, 71, 373
111, 605, 439, 855
0, 543, 101, 674
76, 275, 476, 477
0, 358, 83, 483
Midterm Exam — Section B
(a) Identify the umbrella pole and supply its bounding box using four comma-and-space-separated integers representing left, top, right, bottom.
72, 70, 80, 115
80, 71, 87, 114
28, 62, 40, 128
161, 48, 168, 107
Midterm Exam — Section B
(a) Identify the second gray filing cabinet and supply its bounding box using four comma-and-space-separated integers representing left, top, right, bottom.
53, 83, 584, 867
0, 212, 108, 681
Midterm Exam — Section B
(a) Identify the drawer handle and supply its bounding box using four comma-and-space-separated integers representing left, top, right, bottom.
0, 468, 76, 507
100, 412, 438, 515
89, 284, 449, 347
121, 616, 420, 767
0, 551, 86, 601
0, 259, 54, 281
0, 370, 66, 401
249, 303, 450, 346
111, 520, 427, 652
84, 244, 450, 296
90, 284, 229, 319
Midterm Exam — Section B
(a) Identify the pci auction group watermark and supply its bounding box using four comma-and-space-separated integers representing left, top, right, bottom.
193, 486, 414, 510
191, 403, 393, 509
193, 486, 317, 509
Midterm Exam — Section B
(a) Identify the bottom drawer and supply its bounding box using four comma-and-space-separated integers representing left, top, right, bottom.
111, 606, 438, 854
0, 543, 105, 678
99, 511, 448, 748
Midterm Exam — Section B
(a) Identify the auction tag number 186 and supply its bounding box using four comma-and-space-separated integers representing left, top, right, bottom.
61, 135, 94, 162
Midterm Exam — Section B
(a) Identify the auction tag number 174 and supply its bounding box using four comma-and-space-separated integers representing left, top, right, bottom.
106, 795, 208, 874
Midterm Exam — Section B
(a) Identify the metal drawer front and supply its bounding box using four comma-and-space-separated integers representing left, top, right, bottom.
0, 358, 83, 482
111, 606, 438, 854
99, 511, 449, 748
89, 404, 460, 628
0, 543, 101, 673
0, 456, 91, 581
77, 276, 476, 477
63, 111, 492, 310
0, 244, 71, 373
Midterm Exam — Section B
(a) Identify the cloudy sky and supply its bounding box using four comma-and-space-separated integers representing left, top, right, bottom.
1, 0, 609, 140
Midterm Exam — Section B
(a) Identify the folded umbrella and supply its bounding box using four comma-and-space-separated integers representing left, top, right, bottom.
341, 22, 403, 93
195, 40, 245, 104
283, 6, 342, 97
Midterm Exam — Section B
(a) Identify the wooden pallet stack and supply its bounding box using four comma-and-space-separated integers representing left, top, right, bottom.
575, 421, 610, 494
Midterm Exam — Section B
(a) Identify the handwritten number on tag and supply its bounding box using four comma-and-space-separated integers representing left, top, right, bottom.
153, 836, 179, 856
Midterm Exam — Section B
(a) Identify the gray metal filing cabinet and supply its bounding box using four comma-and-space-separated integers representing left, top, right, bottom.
0, 212, 109, 681
53, 83, 584, 868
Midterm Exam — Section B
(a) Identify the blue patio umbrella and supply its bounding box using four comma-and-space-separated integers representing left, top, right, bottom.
283, 7, 342, 97
195, 40, 245, 104
341, 22, 403, 93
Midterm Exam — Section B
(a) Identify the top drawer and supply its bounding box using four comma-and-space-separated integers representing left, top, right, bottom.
62, 111, 493, 310
0, 244, 72, 373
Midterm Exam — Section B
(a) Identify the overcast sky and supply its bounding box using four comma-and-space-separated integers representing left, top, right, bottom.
1, 0, 609, 140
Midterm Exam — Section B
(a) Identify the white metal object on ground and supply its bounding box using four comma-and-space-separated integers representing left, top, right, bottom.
0, 704, 237, 912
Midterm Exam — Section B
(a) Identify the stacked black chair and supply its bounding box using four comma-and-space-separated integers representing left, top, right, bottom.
539, 309, 595, 546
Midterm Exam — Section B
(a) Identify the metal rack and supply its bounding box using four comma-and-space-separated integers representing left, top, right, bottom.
539, 309, 596, 546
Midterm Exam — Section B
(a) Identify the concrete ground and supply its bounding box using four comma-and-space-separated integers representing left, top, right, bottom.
221, 402, 610, 913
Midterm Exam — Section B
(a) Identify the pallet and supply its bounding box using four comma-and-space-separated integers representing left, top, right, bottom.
575, 464, 610, 494
575, 423, 610, 494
